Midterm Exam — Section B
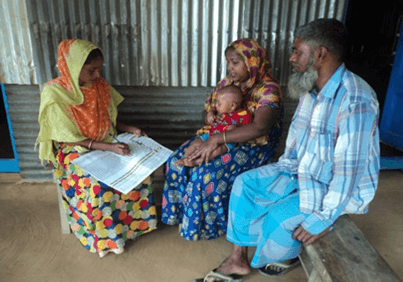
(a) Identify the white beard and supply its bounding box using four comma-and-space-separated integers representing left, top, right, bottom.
287, 63, 318, 100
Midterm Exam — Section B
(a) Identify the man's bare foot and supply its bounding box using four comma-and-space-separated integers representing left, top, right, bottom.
217, 256, 251, 275
204, 257, 251, 282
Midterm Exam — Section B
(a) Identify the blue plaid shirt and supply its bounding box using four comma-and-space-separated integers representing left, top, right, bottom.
272, 64, 380, 234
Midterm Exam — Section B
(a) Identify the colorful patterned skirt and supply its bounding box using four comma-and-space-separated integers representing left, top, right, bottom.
54, 144, 157, 254
161, 136, 279, 241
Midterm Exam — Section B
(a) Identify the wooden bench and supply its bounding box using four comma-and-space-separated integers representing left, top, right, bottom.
299, 214, 401, 282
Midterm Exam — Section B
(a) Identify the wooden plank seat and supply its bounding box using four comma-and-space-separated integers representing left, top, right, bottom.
299, 214, 401, 282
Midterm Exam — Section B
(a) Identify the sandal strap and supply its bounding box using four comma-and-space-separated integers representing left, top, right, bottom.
264, 257, 300, 270
265, 262, 292, 269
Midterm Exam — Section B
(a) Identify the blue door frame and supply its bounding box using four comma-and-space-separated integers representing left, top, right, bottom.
380, 22, 403, 170
0, 84, 20, 173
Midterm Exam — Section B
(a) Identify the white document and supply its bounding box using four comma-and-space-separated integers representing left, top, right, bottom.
72, 133, 173, 194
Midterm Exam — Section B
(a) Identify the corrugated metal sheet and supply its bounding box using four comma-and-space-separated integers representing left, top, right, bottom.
0, 0, 36, 84
116, 85, 299, 160
5, 82, 296, 181
5, 83, 212, 180
115, 86, 210, 149
4, 84, 53, 180
2, 0, 347, 180
5, 0, 347, 86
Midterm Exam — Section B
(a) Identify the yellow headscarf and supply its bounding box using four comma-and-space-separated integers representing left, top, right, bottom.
37, 39, 124, 163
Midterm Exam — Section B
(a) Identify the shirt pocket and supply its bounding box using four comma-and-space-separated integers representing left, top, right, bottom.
314, 132, 334, 162
303, 131, 334, 185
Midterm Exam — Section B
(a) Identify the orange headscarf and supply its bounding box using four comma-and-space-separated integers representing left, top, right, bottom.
49, 39, 111, 141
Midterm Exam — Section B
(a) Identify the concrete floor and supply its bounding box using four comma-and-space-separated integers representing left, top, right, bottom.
0, 170, 402, 282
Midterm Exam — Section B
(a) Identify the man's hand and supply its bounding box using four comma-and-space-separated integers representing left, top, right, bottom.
292, 225, 331, 246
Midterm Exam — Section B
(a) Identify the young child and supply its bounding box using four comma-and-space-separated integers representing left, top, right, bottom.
176, 85, 252, 166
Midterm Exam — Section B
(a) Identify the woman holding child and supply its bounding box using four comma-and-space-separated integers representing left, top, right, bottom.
37, 39, 157, 257
162, 39, 284, 241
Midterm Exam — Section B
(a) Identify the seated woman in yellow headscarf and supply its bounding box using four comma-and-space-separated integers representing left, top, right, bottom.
37, 39, 157, 257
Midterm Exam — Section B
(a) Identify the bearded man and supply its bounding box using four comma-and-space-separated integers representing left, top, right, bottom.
196, 18, 380, 282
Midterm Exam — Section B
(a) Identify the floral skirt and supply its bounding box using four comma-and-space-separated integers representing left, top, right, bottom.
55, 144, 157, 254
161, 136, 278, 241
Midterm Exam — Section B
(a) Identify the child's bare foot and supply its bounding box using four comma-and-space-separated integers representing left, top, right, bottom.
175, 157, 203, 167
184, 158, 203, 167
175, 159, 186, 166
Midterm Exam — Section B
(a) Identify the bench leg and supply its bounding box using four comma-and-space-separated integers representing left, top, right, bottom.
57, 186, 71, 234
308, 269, 324, 282
299, 249, 324, 282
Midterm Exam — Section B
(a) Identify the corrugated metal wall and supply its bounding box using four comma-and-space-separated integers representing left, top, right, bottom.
115, 86, 211, 149
4, 84, 53, 180
5, 83, 296, 181
4, 84, 210, 181
0, 0, 36, 84
2, 0, 347, 181
18, 0, 347, 87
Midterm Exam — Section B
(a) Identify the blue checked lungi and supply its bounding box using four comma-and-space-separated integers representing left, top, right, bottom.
227, 168, 309, 268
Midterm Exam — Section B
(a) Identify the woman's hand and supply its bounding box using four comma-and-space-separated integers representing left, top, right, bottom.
188, 107, 281, 165
117, 122, 148, 137
227, 125, 237, 131
187, 133, 222, 164
205, 110, 223, 125
108, 143, 131, 155
65, 139, 131, 155
125, 125, 148, 137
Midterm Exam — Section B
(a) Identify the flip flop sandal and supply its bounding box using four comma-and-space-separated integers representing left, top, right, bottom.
257, 257, 300, 277
193, 269, 244, 282
98, 247, 124, 258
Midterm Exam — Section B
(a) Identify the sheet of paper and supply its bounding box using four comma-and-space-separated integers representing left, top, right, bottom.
72, 133, 173, 194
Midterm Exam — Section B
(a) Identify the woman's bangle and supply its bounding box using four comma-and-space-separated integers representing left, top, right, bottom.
222, 132, 227, 144
88, 139, 94, 150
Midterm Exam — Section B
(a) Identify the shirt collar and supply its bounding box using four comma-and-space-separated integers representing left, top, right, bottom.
318, 63, 346, 99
